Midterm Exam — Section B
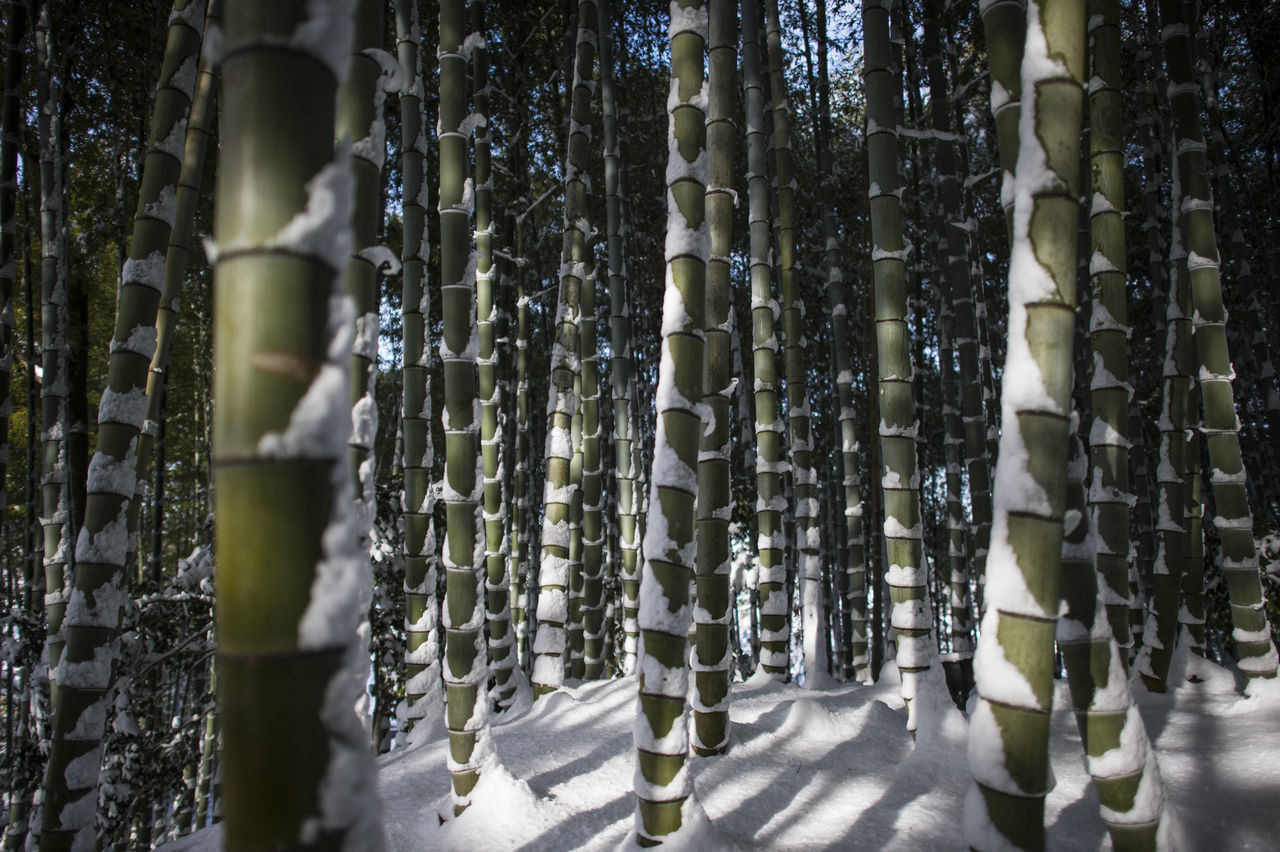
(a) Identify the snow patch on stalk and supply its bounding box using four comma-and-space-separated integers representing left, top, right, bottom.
265, 151, 355, 274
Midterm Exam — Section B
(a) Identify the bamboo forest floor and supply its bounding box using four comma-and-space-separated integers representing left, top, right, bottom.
165, 645, 1280, 850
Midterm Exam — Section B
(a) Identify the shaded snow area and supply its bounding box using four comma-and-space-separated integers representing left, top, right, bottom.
165, 647, 1280, 850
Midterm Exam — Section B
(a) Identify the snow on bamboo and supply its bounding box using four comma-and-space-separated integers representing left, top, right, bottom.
965, 0, 1084, 846
632, 0, 709, 842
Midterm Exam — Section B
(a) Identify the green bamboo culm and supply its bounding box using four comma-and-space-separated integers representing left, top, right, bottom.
39, 4, 206, 846
471, 0, 517, 704
338, 6, 395, 729
568, 373, 586, 679
1084, 0, 1138, 666
1135, 29, 1193, 687
863, 0, 937, 729
1130, 11, 1173, 658
1195, 21, 1280, 543
633, 0, 708, 841
692, 0, 736, 755
511, 210, 532, 669
764, 0, 824, 683
579, 219, 606, 681
440, 0, 495, 808
923, 0, 986, 654
811, 0, 867, 683
1155, 0, 1280, 681
570, 0, 605, 683
598, 0, 641, 676
974, 0, 1025, 613
742, 0, 786, 678
134, 0, 222, 586
937, 284, 971, 663
193, 658, 219, 828
1132, 0, 1198, 680
1059, 433, 1171, 849
533, 0, 597, 696
978, 0, 1025, 242
965, 0, 1085, 847
396, 0, 444, 736
213, 1, 387, 848
580, 319, 607, 678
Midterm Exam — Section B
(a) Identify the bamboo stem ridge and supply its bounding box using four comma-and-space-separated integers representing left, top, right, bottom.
633, 0, 708, 840
965, 0, 1085, 846
395, 0, 443, 737
1155, 0, 1280, 681
40, 4, 206, 845
211, 1, 385, 848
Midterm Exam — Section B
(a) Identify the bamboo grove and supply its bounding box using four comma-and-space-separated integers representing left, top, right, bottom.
0, 0, 1278, 848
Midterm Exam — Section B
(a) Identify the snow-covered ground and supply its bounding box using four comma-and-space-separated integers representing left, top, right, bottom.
165, 646, 1280, 850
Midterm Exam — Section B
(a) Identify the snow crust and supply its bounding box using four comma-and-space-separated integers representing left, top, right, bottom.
162, 661, 1280, 852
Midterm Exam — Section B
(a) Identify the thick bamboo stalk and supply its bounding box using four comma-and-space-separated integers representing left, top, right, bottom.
633, 0, 708, 839
764, 0, 824, 683
211, 1, 385, 847
742, 0, 786, 678
962, 0, 1085, 844
471, 0, 518, 705
510, 210, 532, 669
863, 0, 937, 729
965, 0, 1085, 845
440, 0, 494, 808
1060, 434, 1169, 848
533, 0, 597, 695
923, 0, 982, 660
692, 0, 736, 755
396, 0, 443, 736
1085, 0, 1137, 662
580, 258, 606, 680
